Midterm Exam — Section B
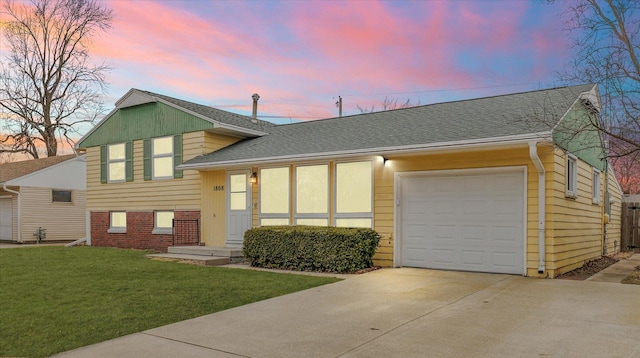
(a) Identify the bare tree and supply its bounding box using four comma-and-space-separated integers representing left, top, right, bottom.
0, 0, 112, 159
610, 152, 640, 194
560, 0, 639, 158
357, 97, 421, 114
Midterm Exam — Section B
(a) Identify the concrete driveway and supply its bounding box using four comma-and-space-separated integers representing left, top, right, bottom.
55, 268, 640, 358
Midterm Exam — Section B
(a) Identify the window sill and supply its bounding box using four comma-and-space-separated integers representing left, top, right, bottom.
108, 228, 126, 234
152, 228, 173, 235
565, 193, 577, 199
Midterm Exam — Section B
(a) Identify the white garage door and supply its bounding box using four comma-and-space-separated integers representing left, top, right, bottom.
400, 169, 525, 274
0, 198, 12, 241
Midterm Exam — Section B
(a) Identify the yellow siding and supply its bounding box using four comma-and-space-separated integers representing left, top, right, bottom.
251, 166, 259, 228
203, 132, 240, 155
19, 187, 86, 242
86, 131, 237, 212
185, 130, 241, 157
606, 169, 623, 253
546, 147, 606, 276
373, 146, 553, 272
195, 143, 613, 277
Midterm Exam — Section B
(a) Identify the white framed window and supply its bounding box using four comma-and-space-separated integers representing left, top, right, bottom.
592, 168, 601, 204
109, 211, 126, 233
334, 161, 373, 228
108, 143, 126, 182
153, 211, 174, 234
152, 136, 174, 179
295, 164, 329, 226
52, 190, 72, 203
566, 153, 578, 198
259, 167, 290, 226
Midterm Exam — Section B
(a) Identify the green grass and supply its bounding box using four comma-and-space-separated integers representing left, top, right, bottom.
0, 246, 340, 357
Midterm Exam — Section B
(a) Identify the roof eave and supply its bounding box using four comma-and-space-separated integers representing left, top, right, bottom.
178, 131, 553, 171
551, 83, 598, 132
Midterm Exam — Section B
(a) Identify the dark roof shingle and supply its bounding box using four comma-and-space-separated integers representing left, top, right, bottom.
183, 84, 594, 167
141, 90, 275, 133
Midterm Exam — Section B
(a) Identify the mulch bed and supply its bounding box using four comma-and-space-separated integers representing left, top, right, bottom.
557, 255, 621, 280
557, 250, 639, 281
621, 266, 640, 285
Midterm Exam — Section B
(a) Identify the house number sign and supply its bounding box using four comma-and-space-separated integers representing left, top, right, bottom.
213, 185, 224, 191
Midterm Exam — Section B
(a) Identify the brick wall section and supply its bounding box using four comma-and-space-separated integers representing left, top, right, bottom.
91, 210, 201, 252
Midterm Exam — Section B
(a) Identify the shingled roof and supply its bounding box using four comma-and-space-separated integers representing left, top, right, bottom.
181, 84, 595, 168
0, 154, 77, 183
139, 90, 275, 133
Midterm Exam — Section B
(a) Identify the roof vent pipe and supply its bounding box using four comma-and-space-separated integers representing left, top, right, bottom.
251, 93, 260, 123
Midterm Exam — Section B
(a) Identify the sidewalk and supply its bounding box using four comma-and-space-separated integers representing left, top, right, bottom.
587, 253, 640, 283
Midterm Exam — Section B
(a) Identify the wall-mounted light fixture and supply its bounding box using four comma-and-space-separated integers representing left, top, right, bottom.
249, 172, 258, 184
382, 156, 389, 165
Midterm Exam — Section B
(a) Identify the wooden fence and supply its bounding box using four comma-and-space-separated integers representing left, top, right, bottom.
621, 202, 640, 250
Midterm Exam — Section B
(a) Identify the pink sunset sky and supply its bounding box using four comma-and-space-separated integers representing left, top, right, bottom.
36, 0, 579, 126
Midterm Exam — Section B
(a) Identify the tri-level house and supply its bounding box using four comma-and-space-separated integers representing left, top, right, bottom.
76, 84, 622, 278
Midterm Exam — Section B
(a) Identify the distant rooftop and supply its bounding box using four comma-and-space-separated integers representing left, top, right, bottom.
0, 154, 77, 183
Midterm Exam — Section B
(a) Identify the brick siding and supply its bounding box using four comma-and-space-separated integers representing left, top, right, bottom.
90, 210, 201, 252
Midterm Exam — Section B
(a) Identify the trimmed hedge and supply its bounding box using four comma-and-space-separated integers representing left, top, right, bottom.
243, 226, 381, 273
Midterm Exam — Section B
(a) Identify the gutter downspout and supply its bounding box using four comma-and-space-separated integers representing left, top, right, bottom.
2, 184, 21, 243
529, 142, 546, 275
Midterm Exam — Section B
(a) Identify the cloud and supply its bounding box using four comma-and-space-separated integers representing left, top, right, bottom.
85, 0, 572, 122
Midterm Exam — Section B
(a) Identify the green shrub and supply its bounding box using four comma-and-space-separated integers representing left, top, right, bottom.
243, 226, 381, 273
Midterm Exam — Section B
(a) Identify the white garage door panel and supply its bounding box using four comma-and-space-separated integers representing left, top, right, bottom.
401, 170, 525, 274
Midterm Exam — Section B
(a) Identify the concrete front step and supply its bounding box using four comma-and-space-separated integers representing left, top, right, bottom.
146, 253, 230, 266
168, 246, 243, 258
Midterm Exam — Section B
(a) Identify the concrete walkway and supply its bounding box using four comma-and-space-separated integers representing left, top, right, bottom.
588, 253, 640, 283
54, 268, 640, 358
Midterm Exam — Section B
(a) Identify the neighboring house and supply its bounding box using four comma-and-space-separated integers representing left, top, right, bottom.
76, 84, 622, 277
623, 194, 640, 202
0, 154, 87, 243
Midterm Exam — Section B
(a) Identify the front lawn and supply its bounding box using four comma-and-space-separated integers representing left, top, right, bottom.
0, 246, 340, 357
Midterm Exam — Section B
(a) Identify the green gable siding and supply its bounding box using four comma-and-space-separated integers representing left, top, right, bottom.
552, 105, 606, 171
78, 102, 216, 148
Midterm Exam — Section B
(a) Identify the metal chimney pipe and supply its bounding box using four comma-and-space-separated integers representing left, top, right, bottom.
251, 93, 260, 123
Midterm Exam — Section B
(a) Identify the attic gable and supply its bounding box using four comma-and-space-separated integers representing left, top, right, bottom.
116, 88, 157, 108
77, 89, 271, 149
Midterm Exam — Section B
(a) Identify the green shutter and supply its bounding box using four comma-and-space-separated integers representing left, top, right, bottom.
143, 139, 151, 181
173, 134, 183, 179
125, 141, 133, 182
100, 145, 107, 183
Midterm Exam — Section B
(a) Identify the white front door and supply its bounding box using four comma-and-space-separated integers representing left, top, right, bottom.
226, 170, 252, 246
0, 197, 13, 241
